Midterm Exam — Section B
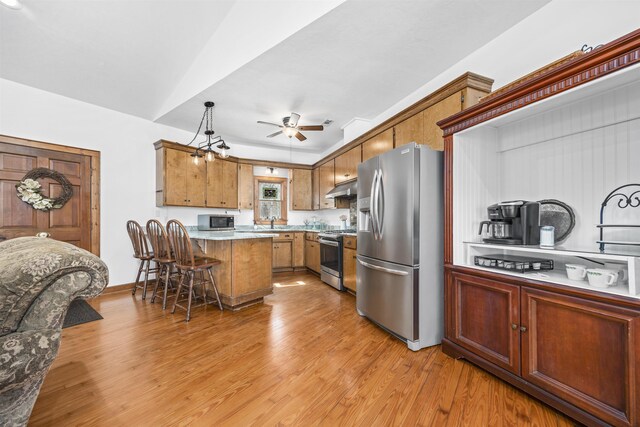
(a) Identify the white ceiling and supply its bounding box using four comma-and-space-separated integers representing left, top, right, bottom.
0, 0, 236, 118
0, 0, 550, 155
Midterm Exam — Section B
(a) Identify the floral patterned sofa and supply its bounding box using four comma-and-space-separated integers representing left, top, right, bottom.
0, 237, 108, 426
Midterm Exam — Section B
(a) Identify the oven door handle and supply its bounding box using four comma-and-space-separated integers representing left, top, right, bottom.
357, 257, 409, 276
319, 239, 340, 247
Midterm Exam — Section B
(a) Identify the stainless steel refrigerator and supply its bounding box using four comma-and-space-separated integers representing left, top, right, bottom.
356, 143, 443, 351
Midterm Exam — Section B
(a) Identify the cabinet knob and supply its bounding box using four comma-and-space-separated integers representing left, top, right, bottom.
520, 326, 527, 332
511, 323, 518, 330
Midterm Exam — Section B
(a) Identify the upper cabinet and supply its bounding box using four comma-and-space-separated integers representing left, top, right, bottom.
394, 112, 424, 147
207, 159, 238, 208
155, 144, 206, 207
334, 145, 361, 183
362, 128, 394, 162
238, 163, 254, 210
422, 91, 463, 150
312, 167, 320, 210
318, 160, 336, 209
290, 168, 312, 210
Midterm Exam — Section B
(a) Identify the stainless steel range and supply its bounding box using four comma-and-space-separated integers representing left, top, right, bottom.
318, 229, 356, 291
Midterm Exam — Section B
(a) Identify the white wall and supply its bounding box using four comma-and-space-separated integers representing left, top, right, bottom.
320, 0, 640, 157
0, 78, 347, 287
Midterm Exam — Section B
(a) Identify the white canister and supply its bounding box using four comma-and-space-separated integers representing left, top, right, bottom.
540, 226, 555, 248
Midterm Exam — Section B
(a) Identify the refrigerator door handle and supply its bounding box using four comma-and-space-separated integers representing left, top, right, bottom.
377, 170, 384, 239
357, 257, 409, 276
371, 169, 379, 240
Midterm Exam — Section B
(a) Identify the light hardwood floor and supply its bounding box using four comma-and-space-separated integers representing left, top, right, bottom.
30, 272, 575, 426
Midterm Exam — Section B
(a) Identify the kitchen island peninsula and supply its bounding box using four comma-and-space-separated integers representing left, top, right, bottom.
189, 230, 277, 310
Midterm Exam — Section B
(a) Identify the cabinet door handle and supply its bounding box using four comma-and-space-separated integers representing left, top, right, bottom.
520, 326, 527, 332
511, 323, 518, 330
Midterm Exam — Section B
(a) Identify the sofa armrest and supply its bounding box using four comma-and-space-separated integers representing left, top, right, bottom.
0, 329, 60, 423
0, 237, 109, 335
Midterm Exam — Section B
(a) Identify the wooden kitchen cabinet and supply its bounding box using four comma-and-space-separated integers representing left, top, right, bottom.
446, 269, 640, 427
293, 232, 305, 268
449, 271, 521, 374
422, 91, 462, 150
394, 112, 424, 147
318, 160, 336, 209
334, 145, 361, 184
312, 167, 320, 210
290, 169, 312, 210
343, 246, 357, 293
238, 163, 254, 210
272, 241, 292, 269
206, 159, 238, 208
521, 287, 640, 427
157, 146, 206, 206
362, 128, 394, 162
305, 239, 320, 273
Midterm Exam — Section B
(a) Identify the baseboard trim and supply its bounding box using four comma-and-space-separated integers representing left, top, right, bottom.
103, 282, 134, 294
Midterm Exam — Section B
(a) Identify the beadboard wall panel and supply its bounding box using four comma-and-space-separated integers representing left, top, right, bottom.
498, 81, 640, 252
452, 126, 500, 264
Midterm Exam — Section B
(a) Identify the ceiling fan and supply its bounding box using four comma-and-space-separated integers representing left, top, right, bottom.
257, 113, 324, 141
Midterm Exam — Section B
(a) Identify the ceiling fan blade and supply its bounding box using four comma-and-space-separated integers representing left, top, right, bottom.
266, 130, 283, 138
289, 113, 300, 127
298, 125, 323, 131
257, 121, 282, 127
295, 132, 307, 141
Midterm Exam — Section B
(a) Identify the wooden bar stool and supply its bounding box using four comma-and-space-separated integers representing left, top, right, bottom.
146, 219, 179, 309
126, 220, 158, 300
166, 220, 223, 321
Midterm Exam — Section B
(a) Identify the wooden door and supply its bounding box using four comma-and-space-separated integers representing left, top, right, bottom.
312, 168, 320, 210
423, 91, 462, 150
206, 160, 223, 207
343, 247, 357, 292
293, 232, 305, 267
521, 287, 640, 427
222, 160, 238, 208
318, 160, 335, 209
290, 169, 312, 210
272, 241, 292, 269
334, 145, 361, 184
0, 140, 95, 252
450, 272, 521, 374
362, 128, 393, 162
394, 112, 424, 147
238, 163, 254, 210
165, 148, 188, 206
186, 154, 206, 206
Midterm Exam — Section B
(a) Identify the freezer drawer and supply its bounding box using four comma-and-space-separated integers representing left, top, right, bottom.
356, 255, 418, 341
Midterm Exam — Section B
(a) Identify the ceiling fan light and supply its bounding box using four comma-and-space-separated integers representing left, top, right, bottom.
0, 0, 21, 9
283, 127, 297, 138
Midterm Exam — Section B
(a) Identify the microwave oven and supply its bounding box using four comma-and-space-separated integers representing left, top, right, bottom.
197, 215, 235, 231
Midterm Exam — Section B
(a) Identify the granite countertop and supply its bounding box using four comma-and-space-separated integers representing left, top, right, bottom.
189, 230, 278, 241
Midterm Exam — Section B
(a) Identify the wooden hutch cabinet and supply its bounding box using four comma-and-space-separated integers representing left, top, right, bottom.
438, 29, 640, 427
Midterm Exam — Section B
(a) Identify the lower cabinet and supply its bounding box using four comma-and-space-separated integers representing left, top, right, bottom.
521, 287, 640, 427
272, 241, 292, 270
343, 247, 357, 292
293, 232, 305, 268
305, 239, 320, 273
449, 272, 520, 374
446, 269, 640, 427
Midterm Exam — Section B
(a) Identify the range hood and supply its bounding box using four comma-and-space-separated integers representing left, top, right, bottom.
326, 178, 357, 199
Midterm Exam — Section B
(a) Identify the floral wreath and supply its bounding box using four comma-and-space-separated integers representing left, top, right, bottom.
16, 168, 73, 211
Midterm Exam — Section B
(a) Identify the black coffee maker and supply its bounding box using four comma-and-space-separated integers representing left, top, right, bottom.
478, 200, 540, 245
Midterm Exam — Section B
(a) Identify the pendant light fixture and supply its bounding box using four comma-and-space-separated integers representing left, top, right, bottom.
185, 101, 231, 164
